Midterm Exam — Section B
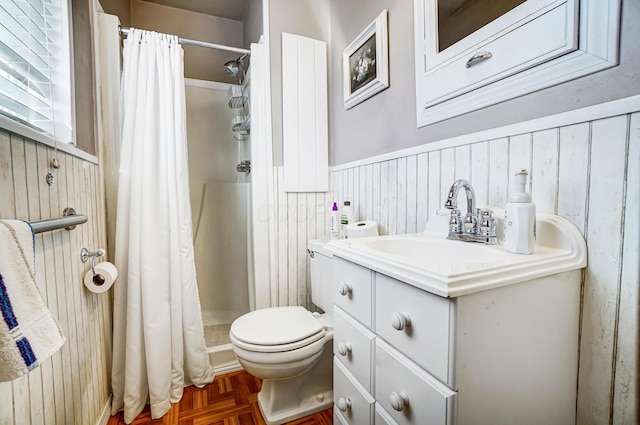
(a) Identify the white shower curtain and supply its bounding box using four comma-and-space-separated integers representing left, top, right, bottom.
111, 29, 214, 423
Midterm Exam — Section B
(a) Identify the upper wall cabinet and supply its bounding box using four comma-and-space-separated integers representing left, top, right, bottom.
414, 0, 621, 127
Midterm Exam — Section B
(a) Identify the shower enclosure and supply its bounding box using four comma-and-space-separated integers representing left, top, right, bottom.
185, 78, 252, 373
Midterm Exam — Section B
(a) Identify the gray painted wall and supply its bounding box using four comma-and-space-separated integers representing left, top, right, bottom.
243, 0, 263, 48
329, 0, 640, 165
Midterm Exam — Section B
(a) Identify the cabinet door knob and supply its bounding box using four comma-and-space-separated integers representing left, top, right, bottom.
389, 391, 410, 411
391, 312, 411, 330
337, 342, 352, 356
337, 397, 352, 412
338, 282, 353, 296
465, 51, 492, 68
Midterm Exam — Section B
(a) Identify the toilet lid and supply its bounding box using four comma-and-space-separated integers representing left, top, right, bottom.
231, 306, 324, 347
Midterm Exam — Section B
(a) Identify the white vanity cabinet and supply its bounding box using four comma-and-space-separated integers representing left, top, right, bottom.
332, 255, 583, 425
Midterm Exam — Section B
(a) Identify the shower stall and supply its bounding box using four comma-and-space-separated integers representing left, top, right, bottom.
97, 14, 272, 376
185, 77, 252, 372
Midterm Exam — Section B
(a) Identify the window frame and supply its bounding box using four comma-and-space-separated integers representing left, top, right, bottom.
0, 0, 77, 148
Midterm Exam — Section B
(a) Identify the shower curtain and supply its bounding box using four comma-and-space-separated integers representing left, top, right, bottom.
111, 29, 214, 423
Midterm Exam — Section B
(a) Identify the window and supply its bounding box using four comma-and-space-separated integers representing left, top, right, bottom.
0, 0, 74, 144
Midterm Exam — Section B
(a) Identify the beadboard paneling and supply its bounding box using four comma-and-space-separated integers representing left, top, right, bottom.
327, 112, 637, 424
0, 131, 111, 425
266, 109, 635, 422
271, 166, 332, 309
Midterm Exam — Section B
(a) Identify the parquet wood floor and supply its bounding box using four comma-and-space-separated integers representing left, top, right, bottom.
107, 370, 333, 425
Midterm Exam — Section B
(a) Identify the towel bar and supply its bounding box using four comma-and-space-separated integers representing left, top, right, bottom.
30, 208, 88, 234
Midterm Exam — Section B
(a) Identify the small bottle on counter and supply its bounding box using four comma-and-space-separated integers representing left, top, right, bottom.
503, 170, 536, 254
330, 202, 339, 240
340, 201, 352, 239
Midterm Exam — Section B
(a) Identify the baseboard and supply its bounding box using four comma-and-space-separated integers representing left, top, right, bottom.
96, 394, 113, 425
213, 361, 244, 376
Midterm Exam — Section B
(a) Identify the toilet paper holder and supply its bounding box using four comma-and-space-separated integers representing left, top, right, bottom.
81, 248, 106, 280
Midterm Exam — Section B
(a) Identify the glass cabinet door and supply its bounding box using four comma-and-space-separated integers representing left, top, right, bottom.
437, 0, 526, 52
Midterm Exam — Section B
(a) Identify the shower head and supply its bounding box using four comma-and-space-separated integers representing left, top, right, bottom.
224, 60, 240, 76
224, 53, 249, 76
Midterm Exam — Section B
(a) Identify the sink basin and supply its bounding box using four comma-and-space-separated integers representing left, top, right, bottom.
326, 213, 586, 297
362, 237, 505, 265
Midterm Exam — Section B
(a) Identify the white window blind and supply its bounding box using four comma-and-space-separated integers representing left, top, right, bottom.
0, 0, 73, 144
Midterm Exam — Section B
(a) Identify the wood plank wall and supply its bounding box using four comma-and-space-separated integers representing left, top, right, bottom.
328, 112, 638, 425
0, 131, 112, 425
272, 167, 333, 309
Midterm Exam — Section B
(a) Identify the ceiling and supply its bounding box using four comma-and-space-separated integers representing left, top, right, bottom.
143, 0, 248, 21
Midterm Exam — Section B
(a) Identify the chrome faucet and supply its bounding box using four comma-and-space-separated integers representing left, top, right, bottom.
444, 179, 498, 245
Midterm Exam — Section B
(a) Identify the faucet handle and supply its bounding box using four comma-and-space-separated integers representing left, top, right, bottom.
464, 212, 478, 234
478, 209, 497, 237
448, 209, 462, 234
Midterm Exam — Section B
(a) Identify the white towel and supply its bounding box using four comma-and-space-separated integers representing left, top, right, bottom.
0, 220, 65, 382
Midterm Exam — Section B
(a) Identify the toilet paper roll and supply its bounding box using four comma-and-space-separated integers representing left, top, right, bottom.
84, 262, 118, 293
346, 221, 379, 239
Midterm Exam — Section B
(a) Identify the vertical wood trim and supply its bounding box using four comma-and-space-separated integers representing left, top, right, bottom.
380, 161, 389, 235
557, 123, 590, 234
387, 160, 397, 235
276, 168, 287, 306
406, 156, 418, 234
488, 138, 509, 207
281, 34, 299, 192
0, 131, 15, 219
612, 112, 639, 424
396, 157, 407, 235
372, 162, 382, 232
358, 165, 366, 221
416, 153, 428, 232
577, 115, 628, 425
314, 41, 329, 192
507, 133, 533, 198
427, 151, 440, 222
531, 129, 559, 214
440, 148, 455, 210
470, 142, 489, 207
454, 145, 470, 180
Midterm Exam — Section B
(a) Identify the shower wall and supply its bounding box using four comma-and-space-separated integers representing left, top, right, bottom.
185, 79, 250, 326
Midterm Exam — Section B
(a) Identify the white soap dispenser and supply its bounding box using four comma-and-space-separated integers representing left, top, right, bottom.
503, 170, 536, 254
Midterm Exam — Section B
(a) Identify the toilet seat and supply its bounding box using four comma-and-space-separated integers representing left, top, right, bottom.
230, 306, 326, 353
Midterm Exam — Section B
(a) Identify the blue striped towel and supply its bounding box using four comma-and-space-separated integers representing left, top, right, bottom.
0, 220, 65, 382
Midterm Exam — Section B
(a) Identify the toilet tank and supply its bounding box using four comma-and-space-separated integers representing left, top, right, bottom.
308, 239, 333, 315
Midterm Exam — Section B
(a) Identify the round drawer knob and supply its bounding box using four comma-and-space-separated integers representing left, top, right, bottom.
337, 397, 352, 412
389, 391, 409, 411
338, 282, 353, 296
391, 312, 411, 330
337, 342, 352, 356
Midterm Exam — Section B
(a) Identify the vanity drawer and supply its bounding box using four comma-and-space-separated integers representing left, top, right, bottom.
375, 339, 456, 425
334, 357, 375, 425
334, 306, 376, 392
375, 273, 453, 383
333, 257, 373, 328
375, 402, 399, 424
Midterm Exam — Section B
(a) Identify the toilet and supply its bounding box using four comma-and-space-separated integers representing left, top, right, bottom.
229, 239, 333, 425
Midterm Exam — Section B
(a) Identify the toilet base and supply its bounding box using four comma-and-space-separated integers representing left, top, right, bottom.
256, 345, 333, 425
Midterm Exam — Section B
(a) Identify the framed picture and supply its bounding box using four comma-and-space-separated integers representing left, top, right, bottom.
343, 9, 389, 110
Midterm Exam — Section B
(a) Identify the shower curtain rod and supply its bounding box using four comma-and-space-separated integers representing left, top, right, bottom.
118, 26, 251, 55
